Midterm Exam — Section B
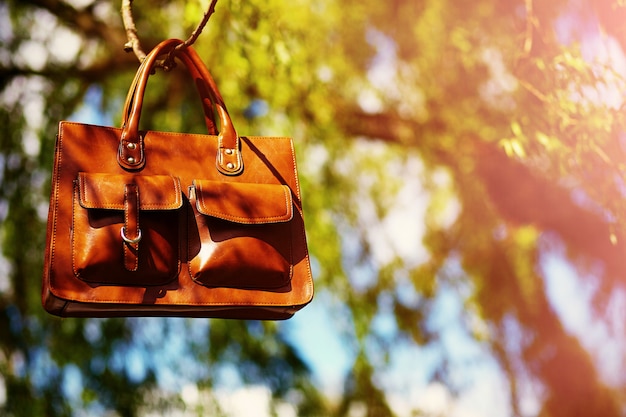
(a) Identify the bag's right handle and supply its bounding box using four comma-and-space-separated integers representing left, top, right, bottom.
121, 42, 219, 138
176, 46, 243, 176
119, 39, 243, 176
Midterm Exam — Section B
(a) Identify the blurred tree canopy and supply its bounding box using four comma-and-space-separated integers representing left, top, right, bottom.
1, 0, 626, 416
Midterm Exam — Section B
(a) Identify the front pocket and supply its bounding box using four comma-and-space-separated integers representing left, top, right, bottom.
188, 180, 294, 289
72, 173, 182, 286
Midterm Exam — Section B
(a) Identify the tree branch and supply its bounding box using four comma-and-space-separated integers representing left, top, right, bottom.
177, 0, 219, 51
120, 0, 146, 61
121, 0, 219, 65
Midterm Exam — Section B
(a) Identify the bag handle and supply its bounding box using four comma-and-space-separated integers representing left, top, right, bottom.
118, 39, 243, 175
121, 42, 218, 137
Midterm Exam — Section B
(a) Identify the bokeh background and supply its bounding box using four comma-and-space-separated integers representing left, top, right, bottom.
1, 0, 626, 416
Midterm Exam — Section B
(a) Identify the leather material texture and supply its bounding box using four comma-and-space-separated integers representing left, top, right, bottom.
42, 39, 313, 319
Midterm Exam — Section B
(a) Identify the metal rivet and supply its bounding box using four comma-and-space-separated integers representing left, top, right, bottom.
225, 148, 233, 155
127, 143, 136, 150
127, 157, 136, 164
226, 162, 235, 170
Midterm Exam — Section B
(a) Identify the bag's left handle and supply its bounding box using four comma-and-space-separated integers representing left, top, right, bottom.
118, 39, 181, 170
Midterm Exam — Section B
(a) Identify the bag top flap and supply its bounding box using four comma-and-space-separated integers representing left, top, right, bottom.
194, 180, 293, 224
78, 172, 182, 210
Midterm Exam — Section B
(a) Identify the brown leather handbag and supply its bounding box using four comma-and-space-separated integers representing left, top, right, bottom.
42, 39, 313, 319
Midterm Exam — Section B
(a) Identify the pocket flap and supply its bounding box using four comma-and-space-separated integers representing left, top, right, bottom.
194, 180, 293, 224
78, 173, 182, 210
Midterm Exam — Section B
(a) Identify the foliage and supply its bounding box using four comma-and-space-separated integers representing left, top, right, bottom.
1, 0, 626, 416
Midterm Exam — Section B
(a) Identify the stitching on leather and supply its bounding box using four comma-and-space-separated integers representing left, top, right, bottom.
196, 182, 293, 223
288, 139, 314, 297
78, 174, 182, 210
48, 127, 63, 280
71, 181, 78, 278
123, 184, 140, 271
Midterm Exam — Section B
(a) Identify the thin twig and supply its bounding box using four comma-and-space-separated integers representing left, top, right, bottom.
163, 0, 219, 70
176, 0, 219, 52
121, 0, 219, 65
121, 0, 146, 62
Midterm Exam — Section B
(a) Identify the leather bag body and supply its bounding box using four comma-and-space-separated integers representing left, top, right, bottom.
42, 39, 313, 319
